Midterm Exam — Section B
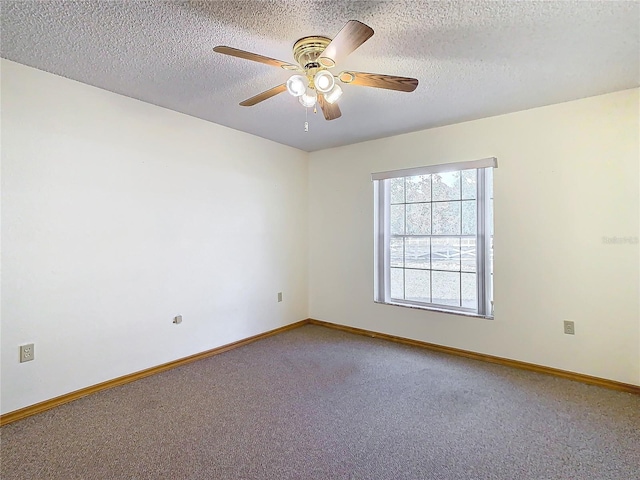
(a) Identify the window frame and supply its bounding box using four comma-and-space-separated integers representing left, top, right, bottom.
373, 157, 496, 318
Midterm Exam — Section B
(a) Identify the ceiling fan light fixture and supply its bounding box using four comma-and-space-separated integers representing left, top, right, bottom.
324, 85, 343, 104
215, 20, 417, 122
314, 70, 335, 93
286, 75, 307, 97
299, 89, 317, 108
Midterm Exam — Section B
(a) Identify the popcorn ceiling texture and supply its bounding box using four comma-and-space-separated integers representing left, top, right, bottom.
1, 0, 638, 151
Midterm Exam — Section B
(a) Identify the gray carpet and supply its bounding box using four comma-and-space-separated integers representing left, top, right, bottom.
1, 324, 639, 480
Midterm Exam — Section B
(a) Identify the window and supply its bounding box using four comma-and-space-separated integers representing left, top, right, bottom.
373, 158, 496, 318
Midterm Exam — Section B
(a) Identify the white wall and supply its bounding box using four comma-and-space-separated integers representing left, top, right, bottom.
1, 60, 309, 414
2, 60, 638, 417
309, 89, 640, 386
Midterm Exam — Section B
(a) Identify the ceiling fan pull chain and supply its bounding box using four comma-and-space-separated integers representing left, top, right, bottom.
304, 107, 309, 132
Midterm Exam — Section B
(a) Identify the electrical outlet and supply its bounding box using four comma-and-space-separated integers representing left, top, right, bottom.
20, 343, 35, 363
277, 292, 283, 302
564, 320, 575, 335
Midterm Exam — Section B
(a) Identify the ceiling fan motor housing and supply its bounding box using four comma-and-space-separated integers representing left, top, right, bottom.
293, 36, 332, 74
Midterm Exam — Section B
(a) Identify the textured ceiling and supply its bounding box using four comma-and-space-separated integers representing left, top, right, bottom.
1, 1, 639, 152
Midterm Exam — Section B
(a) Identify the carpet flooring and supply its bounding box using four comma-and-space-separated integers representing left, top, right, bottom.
1, 324, 639, 479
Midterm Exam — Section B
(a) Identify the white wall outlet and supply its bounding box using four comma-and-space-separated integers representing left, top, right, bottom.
277, 292, 283, 302
20, 343, 35, 362
173, 315, 182, 324
564, 320, 575, 335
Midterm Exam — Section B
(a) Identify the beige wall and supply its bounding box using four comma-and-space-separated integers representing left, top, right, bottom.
309, 88, 640, 385
1, 60, 309, 413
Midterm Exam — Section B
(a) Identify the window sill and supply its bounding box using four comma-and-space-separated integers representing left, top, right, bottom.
374, 300, 494, 320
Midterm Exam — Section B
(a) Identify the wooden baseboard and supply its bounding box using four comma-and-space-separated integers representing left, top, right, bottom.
4, 317, 637, 426
0, 320, 308, 426
308, 318, 640, 395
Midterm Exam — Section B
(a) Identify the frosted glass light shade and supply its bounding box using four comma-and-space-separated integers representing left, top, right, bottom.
286, 75, 307, 97
299, 90, 317, 108
324, 85, 343, 104
314, 70, 335, 93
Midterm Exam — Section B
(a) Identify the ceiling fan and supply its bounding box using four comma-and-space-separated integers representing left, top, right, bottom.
213, 20, 419, 121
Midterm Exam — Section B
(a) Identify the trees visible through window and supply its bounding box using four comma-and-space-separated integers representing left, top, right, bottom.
373, 158, 495, 317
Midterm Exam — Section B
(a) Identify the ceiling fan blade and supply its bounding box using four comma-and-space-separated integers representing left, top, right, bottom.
239, 84, 287, 106
318, 20, 374, 68
338, 71, 418, 92
317, 94, 342, 121
213, 46, 300, 70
